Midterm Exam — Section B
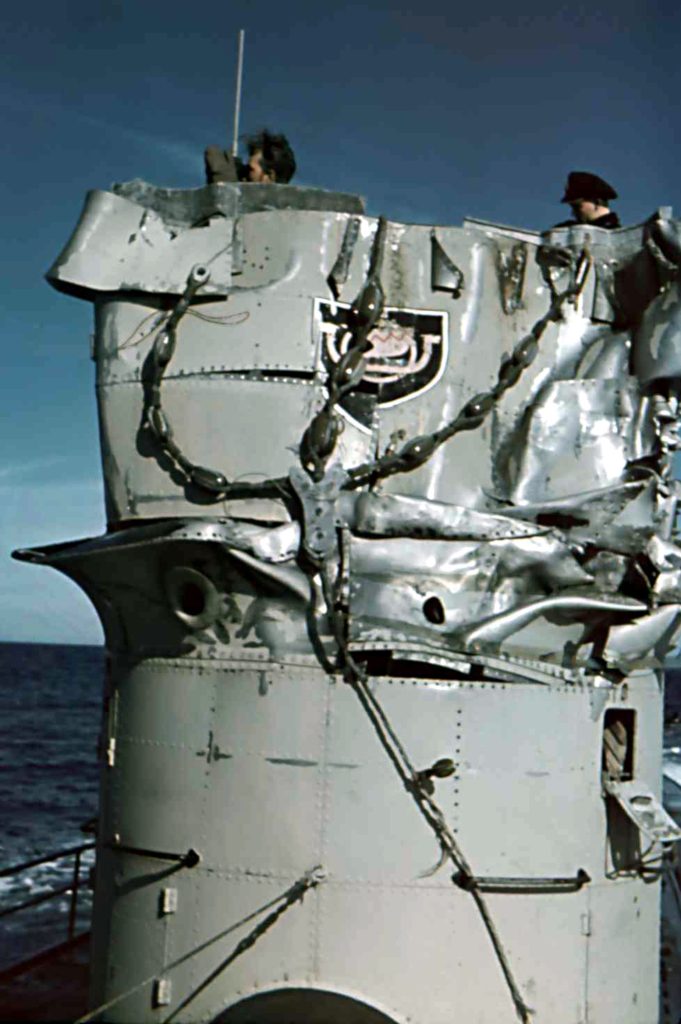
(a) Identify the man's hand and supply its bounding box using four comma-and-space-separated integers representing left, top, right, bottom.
204, 146, 239, 184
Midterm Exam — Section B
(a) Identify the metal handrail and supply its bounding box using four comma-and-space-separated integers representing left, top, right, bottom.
0, 881, 75, 919
0, 841, 96, 946
0, 840, 95, 878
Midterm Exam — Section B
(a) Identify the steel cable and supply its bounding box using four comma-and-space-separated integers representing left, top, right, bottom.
73, 867, 323, 1024
318, 561, 534, 1023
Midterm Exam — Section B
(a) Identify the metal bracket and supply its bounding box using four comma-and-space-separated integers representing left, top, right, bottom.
106, 737, 116, 768
108, 842, 202, 866
604, 778, 681, 843
289, 463, 347, 562
160, 887, 178, 915
153, 977, 172, 1007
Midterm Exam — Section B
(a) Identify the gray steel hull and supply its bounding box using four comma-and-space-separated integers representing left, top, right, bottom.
18, 180, 681, 1021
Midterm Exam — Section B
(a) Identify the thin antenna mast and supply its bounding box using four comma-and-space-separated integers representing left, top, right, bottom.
231, 29, 245, 157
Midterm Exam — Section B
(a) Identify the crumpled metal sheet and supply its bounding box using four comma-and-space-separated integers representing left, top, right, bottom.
41, 187, 681, 676
646, 535, 681, 603
501, 478, 662, 557
602, 604, 681, 667
47, 190, 236, 297
347, 533, 596, 651
507, 379, 655, 504
352, 492, 550, 540
13, 519, 318, 662
500, 478, 652, 521
633, 279, 681, 383
574, 327, 631, 380
349, 534, 591, 590
456, 593, 646, 650
48, 182, 366, 299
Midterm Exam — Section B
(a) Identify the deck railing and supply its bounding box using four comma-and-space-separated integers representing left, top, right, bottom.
0, 840, 95, 982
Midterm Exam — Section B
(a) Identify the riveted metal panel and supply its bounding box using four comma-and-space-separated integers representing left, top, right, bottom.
93, 214, 360, 387
97, 376, 373, 523
586, 879, 660, 1022
32, 182, 681, 1024
97, 377, 317, 520
316, 884, 593, 1022
96, 851, 177, 1023
323, 678, 461, 883
111, 737, 208, 854
316, 884, 514, 1023
114, 659, 215, 743
160, 872, 318, 1022
453, 683, 604, 875
201, 666, 327, 872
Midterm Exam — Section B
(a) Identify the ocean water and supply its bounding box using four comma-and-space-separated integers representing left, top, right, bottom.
1, 642, 681, 977
0, 642, 103, 968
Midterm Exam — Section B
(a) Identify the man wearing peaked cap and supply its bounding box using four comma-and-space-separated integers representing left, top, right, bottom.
554, 171, 621, 229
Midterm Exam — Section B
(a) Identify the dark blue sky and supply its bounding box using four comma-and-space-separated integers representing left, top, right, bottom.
2, 0, 679, 642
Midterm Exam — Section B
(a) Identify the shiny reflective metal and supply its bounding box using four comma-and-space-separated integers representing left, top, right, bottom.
17, 183, 681, 1022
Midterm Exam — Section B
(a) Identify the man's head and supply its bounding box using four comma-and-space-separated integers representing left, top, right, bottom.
245, 130, 296, 184
561, 171, 617, 223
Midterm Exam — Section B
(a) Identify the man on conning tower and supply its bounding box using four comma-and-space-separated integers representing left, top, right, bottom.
554, 170, 620, 229
204, 129, 296, 185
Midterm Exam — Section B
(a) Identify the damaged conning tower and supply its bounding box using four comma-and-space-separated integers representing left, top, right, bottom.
19, 179, 681, 1022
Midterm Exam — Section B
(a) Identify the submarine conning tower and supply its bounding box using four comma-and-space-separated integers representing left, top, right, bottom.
17, 179, 681, 1022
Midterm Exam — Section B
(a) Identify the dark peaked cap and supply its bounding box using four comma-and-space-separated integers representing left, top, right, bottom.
561, 171, 618, 203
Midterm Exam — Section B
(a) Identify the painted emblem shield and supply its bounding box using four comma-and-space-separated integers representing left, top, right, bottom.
315, 299, 448, 431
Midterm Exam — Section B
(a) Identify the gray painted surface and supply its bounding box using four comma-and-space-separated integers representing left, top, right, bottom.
17, 183, 681, 1021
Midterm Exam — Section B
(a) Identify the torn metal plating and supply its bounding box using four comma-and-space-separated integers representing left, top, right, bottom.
496, 241, 527, 315
42, 184, 681, 680
506, 379, 656, 504
27, 177, 681, 1024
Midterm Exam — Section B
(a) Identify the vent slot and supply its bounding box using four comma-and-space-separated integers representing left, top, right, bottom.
602, 708, 636, 781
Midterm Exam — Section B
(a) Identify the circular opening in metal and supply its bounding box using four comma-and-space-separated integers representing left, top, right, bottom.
423, 596, 445, 625
179, 581, 206, 617
165, 566, 220, 630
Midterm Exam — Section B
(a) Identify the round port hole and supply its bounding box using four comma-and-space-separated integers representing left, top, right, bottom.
164, 566, 220, 630
179, 581, 206, 617
423, 596, 445, 625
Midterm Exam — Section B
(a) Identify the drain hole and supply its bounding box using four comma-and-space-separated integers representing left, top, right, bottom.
165, 566, 219, 629
423, 596, 445, 625
180, 581, 206, 617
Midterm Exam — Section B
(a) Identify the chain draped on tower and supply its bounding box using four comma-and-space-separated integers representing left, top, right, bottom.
15, 178, 681, 1023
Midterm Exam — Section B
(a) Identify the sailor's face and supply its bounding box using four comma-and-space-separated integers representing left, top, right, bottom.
248, 150, 273, 183
570, 199, 600, 223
